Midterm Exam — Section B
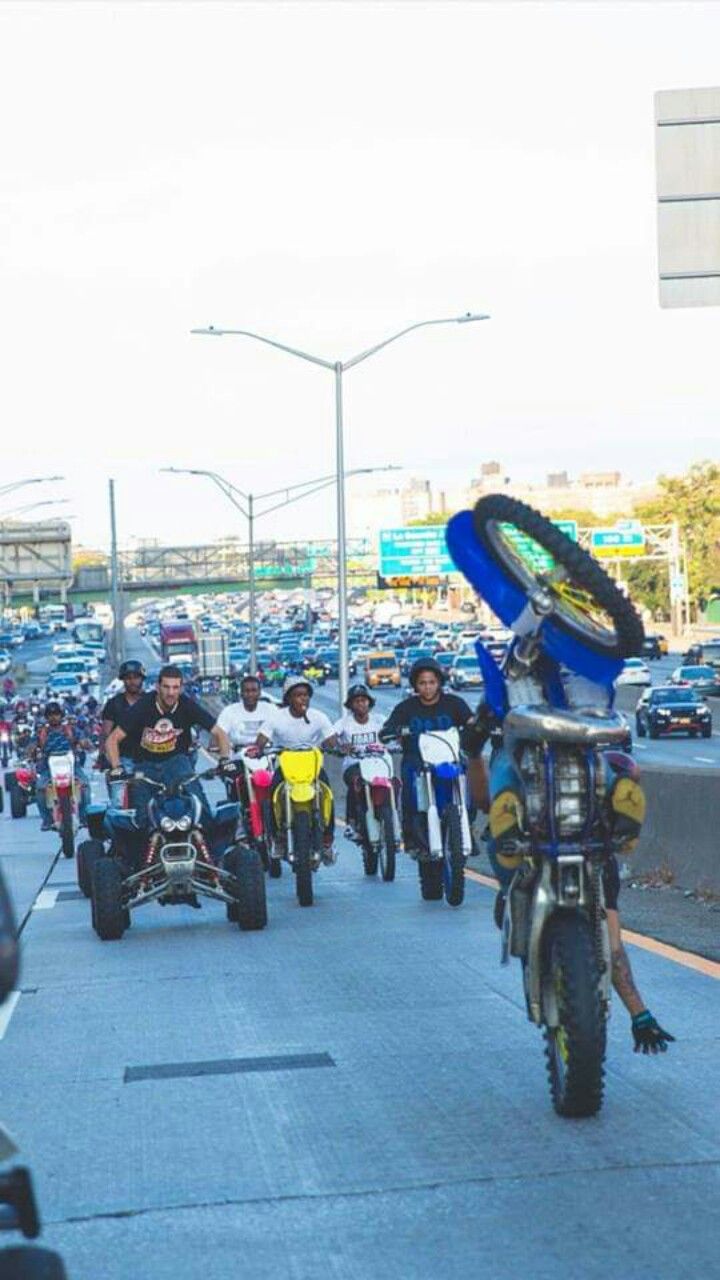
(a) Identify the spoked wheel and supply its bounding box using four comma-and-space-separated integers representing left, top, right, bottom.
378, 804, 397, 882
292, 810, 314, 907
59, 793, 74, 858
418, 859, 443, 901
543, 913, 606, 1117
441, 806, 465, 906
473, 494, 644, 659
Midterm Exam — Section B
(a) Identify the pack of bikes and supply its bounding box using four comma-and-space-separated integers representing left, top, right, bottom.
0, 493, 664, 1274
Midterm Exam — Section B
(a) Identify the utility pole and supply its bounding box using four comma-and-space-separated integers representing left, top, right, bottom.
108, 479, 124, 666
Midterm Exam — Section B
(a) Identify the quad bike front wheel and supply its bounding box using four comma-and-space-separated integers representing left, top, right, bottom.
473, 494, 644, 659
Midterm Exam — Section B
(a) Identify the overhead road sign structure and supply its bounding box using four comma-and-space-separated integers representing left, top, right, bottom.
591, 527, 646, 558
655, 86, 720, 308
378, 526, 455, 578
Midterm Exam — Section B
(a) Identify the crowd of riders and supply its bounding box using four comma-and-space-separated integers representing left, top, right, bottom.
1, 615, 673, 1057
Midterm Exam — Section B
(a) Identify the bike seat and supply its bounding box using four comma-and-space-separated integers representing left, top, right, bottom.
503, 704, 629, 749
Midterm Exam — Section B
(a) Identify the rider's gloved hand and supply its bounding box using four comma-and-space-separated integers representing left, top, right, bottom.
107, 766, 126, 782
632, 1010, 675, 1054
244, 745, 260, 759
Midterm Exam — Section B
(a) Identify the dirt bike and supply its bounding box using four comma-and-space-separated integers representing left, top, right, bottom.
446, 493, 645, 1117
273, 747, 334, 907
224, 750, 282, 879
332, 744, 401, 882
89, 765, 267, 941
0, 727, 10, 769
0, 866, 68, 1277
6, 765, 36, 820
386, 726, 473, 906
46, 753, 81, 858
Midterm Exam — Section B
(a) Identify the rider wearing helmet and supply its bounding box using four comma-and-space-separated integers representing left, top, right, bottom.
33, 701, 91, 831
99, 659, 146, 787
380, 656, 477, 850
327, 684, 385, 840
255, 676, 336, 856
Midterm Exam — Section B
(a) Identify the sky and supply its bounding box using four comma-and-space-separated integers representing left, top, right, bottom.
0, 0, 719, 552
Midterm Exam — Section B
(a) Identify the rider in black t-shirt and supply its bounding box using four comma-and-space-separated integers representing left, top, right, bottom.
381, 658, 477, 848
99, 660, 146, 784
105, 665, 231, 835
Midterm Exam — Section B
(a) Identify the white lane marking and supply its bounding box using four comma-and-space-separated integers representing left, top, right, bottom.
34, 889, 58, 910
693, 756, 715, 764
634, 743, 647, 750
0, 992, 20, 1041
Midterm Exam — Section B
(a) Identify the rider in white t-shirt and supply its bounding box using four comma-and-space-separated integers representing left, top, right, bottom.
216, 675, 279, 749
255, 675, 336, 854
327, 683, 386, 839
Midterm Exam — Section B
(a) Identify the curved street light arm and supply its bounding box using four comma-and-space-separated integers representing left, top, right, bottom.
341, 313, 490, 370
191, 326, 334, 370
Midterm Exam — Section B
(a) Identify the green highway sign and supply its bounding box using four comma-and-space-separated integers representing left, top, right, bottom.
378, 526, 455, 578
501, 519, 578, 572
590, 527, 646, 558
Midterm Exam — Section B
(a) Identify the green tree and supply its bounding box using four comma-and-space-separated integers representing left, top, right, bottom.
626, 461, 720, 617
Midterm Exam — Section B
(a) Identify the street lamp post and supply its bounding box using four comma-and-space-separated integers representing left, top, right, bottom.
162, 465, 398, 680
0, 476, 64, 502
191, 312, 489, 705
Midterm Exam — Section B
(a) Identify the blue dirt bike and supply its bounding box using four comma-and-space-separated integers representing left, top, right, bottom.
447, 494, 645, 1117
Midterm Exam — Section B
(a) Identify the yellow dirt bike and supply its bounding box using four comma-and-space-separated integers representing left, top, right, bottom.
273, 747, 334, 907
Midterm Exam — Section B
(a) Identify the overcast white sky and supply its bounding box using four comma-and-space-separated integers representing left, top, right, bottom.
1, 0, 718, 550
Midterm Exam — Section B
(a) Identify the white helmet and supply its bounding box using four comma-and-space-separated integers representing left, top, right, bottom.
282, 675, 313, 704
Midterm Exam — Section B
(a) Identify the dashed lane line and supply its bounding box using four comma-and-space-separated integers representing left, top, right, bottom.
693, 756, 715, 765
464, 867, 720, 980
34, 889, 59, 910
0, 991, 20, 1042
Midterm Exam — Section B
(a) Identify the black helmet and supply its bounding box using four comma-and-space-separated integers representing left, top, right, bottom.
119, 660, 145, 678
409, 657, 445, 690
344, 682, 376, 710
45, 701, 63, 717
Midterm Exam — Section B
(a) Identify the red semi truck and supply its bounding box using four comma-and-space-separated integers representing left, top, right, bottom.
159, 621, 198, 668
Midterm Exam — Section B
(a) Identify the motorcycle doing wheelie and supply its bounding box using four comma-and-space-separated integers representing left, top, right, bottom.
334, 744, 401, 882
273, 747, 334, 907
403, 727, 473, 906
447, 494, 646, 1117
224, 750, 282, 879
90, 766, 267, 941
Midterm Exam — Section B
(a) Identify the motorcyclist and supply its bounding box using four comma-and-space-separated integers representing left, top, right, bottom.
104, 665, 232, 844
99, 659, 146, 801
255, 675, 336, 859
32, 701, 90, 831
471, 652, 674, 1054
215, 674, 278, 751
327, 683, 386, 840
380, 657, 478, 850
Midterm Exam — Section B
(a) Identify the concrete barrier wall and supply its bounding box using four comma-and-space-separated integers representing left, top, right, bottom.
629, 765, 720, 893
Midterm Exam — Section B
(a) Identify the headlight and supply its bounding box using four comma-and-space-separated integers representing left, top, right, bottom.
656, 709, 671, 716
176, 815, 192, 831
160, 816, 176, 832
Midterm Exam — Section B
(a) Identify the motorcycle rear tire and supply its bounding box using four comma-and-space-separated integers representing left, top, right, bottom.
442, 806, 465, 907
379, 804, 397, 883
418, 859, 443, 901
92, 858, 126, 941
473, 493, 644, 659
59, 794, 74, 858
0, 1246, 68, 1279
293, 810, 314, 907
543, 913, 606, 1118
10, 787, 26, 820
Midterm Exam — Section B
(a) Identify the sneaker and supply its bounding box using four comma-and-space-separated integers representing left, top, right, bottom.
321, 845, 338, 866
342, 824, 357, 842
493, 890, 506, 930
609, 776, 646, 852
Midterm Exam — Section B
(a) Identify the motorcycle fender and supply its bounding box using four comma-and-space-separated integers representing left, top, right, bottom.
370, 782, 391, 809
290, 782, 315, 804
525, 862, 558, 1026
247, 797, 263, 839
318, 780, 333, 827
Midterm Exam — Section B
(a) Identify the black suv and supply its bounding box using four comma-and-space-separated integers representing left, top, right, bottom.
636, 686, 712, 739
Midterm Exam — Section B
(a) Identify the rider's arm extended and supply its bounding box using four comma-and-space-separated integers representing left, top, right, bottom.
607, 909, 675, 1052
105, 724, 126, 769
209, 722, 231, 758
